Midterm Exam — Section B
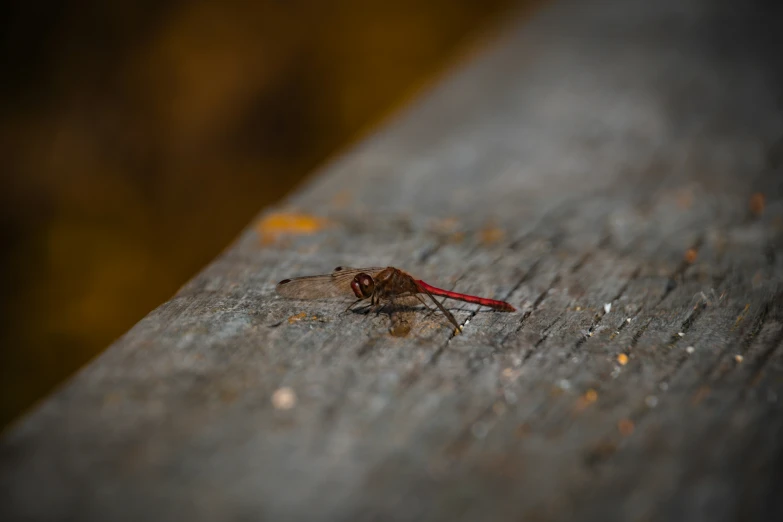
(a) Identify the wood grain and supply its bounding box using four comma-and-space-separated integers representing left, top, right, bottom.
2, 0, 783, 520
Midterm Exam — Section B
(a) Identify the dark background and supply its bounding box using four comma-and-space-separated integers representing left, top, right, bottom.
0, 0, 520, 429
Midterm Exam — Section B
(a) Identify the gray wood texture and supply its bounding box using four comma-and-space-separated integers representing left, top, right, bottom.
3, 0, 783, 520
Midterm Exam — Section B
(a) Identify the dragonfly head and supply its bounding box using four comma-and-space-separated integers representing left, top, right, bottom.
350, 273, 375, 299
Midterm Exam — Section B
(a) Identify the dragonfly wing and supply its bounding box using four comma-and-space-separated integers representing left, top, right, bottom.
331, 266, 386, 276
276, 274, 351, 299
276, 266, 387, 300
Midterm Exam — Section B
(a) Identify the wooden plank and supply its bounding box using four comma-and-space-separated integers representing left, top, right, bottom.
2, 0, 783, 520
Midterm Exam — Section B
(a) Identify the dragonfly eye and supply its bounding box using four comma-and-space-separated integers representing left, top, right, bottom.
350, 273, 375, 299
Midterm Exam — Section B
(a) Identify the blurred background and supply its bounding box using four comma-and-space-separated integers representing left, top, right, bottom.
0, 1, 522, 429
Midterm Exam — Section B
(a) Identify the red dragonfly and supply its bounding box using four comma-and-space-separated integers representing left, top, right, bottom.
276, 266, 516, 332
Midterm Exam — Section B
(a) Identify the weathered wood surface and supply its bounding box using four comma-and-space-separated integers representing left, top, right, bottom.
3, 0, 783, 520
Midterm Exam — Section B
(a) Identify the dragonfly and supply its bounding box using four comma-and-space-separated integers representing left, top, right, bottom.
276, 266, 516, 332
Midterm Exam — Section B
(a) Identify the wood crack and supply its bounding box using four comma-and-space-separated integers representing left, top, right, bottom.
575, 266, 641, 349
658, 234, 705, 304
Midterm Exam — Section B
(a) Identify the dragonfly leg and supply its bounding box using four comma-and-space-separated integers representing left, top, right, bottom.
343, 298, 365, 314
374, 296, 398, 318
421, 288, 462, 333
414, 294, 435, 313
371, 294, 388, 315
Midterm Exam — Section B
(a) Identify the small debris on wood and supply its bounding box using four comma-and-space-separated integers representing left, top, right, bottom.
733, 304, 751, 329
692, 386, 711, 406
288, 312, 307, 324
256, 212, 328, 245
574, 388, 599, 412
271, 387, 297, 410
389, 312, 413, 337
389, 322, 412, 337
676, 188, 694, 209
750, 192, 765, 216
618, 419, 635, 436
480, 225, 505, 245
